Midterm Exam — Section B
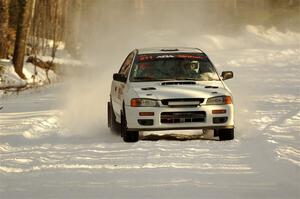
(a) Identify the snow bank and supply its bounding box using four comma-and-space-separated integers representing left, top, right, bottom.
0, 58, 58, 89
191, 26, 300, 69
191, 25, 300, 51
244, 25, 300, 47
0, 59, 27, 88
0, 54, 83, 96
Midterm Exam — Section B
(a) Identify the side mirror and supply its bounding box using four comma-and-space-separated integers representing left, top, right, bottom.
113, 73, 127, 83
221, 71, 233, 80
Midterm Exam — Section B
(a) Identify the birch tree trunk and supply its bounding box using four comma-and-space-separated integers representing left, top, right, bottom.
0, 0, 9, 59
13, 0, 33, 79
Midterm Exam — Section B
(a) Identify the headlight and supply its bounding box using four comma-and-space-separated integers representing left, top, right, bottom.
206, 96, 232, 105
131, 98, 159, 107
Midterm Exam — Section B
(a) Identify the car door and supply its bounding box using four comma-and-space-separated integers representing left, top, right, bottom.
111, 51, 135, 119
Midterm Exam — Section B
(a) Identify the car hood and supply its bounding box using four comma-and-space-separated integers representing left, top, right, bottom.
130, 81, 230, 100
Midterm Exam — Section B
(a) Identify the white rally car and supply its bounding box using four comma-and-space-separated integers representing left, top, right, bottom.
108, 47, 234, 142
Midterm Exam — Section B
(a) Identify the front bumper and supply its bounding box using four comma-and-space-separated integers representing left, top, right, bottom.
125, 104, 234, 131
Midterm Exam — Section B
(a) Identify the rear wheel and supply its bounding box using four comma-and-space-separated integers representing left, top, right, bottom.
107, 102, 118, 132
218, 128, 234, 141
121, 109, 139, 142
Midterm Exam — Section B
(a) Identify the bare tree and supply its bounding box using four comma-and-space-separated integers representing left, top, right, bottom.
0, 0, 9, 59
12, 0, 34, 79
51, 0, 65, 60
65, 0, 83, 57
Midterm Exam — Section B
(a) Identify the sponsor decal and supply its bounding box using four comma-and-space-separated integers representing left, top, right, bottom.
156, 55, 175, 58
138, 55, 154, 61
176, 54, 206, 59
138, 53, 207, 62
117, 84, 125, 100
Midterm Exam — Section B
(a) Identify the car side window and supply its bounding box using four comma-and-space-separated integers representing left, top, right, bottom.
119, 52, 134, 77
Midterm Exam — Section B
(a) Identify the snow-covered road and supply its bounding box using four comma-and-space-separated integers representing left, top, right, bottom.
1, 28, 299, 198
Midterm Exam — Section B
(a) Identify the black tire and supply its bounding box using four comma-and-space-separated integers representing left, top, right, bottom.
121, 110, 139, 142
107, 102, 118, 132
107, 102, 111, 128
218, 128, 234, 141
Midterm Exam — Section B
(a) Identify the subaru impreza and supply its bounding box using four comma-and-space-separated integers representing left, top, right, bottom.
108, 47, 234, 142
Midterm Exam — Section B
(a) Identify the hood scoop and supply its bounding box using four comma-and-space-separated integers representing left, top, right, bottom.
161, 81, 196, 86
205, 86, 219, 89
141, 87, 156, 90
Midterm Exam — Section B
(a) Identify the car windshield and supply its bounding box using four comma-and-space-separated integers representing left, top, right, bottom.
130, 53, 220, 82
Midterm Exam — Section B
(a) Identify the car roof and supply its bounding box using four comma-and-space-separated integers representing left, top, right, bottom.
136, 47, 204, 54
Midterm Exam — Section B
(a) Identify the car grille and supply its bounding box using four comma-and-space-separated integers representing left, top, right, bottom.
161, 111, 206, 124
161, 98, 204, 107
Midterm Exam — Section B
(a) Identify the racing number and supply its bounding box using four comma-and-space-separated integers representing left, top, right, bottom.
117, 84, 125, 100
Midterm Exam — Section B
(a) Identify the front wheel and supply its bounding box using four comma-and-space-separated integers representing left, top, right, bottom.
218, 128, 234, 141
121, 110, 139, 142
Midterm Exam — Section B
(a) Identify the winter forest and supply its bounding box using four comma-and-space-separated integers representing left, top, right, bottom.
0, 0, 299, 84
0, 0, 300, 199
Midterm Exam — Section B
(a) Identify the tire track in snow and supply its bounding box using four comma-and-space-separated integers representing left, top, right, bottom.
250, 95, 300, 167
0, 140, 252, 174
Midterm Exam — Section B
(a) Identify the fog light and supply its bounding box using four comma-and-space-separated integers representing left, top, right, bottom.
213, 117, 228, 124
138, 119, 154, 126
139, 112, 154, 116
212, 109, 226, 114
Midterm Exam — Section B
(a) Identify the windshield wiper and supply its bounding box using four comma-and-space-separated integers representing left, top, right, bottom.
175, 77, 198, 81
175, 77, 219, 81
134, 77, 153, 80
133, 77, 173, 81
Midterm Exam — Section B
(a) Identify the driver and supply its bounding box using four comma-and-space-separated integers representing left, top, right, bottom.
183, 61, 199, 77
